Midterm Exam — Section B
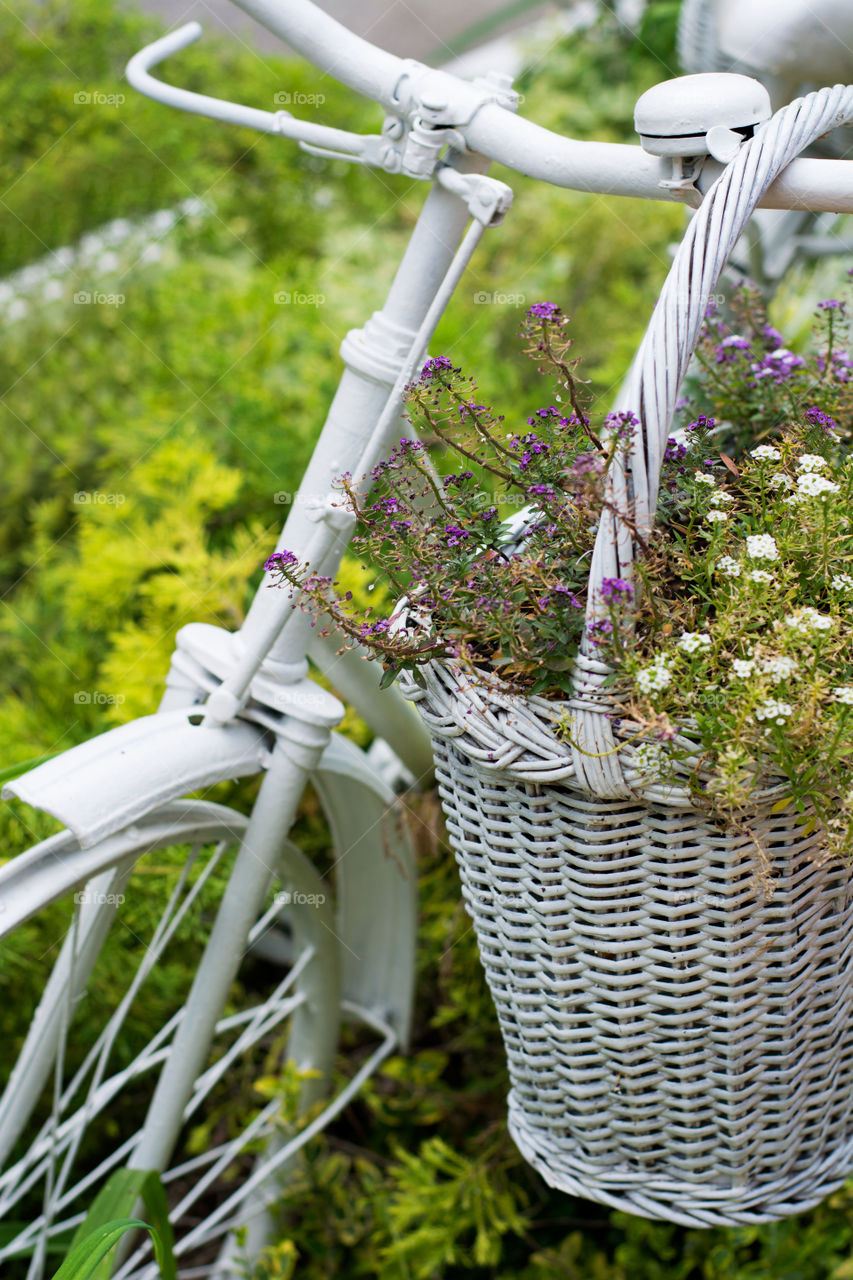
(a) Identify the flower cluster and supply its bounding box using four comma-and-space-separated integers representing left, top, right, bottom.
266, 285, 853, 857
614, 283, 853, 854
265, 304, 632, 697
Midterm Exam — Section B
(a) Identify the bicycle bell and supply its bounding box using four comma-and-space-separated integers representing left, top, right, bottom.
634, 72, 772, 163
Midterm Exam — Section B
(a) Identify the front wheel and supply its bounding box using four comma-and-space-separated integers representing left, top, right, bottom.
0, 799, 365, 1280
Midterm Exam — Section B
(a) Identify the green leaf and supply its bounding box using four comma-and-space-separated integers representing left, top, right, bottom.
49, 1219, 153, 1280
63, 1168, 177, 1280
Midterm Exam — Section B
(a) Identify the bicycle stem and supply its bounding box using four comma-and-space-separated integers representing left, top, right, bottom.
236, 154, 494, 681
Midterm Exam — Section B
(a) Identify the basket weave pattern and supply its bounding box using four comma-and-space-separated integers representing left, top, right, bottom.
404, 663, 853, 1226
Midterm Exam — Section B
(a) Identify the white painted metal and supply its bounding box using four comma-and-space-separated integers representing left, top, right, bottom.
715, 0, 853, 106
131, 14, 853, 211
633, 73, 771, 156
2, 708, 269, 847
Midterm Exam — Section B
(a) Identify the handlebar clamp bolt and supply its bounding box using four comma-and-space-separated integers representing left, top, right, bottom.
634, 72, 771, 160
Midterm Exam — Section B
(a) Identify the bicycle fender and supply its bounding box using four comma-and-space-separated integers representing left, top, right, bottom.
2, 708, 270, 848
313, 732, 418, 1046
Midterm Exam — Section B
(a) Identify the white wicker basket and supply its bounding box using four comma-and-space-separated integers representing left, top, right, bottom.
402, 658, 853, 1227
397, 86, 853, 1227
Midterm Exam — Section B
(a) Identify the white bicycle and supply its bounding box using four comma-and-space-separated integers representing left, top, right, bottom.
2, 2, 852, 1276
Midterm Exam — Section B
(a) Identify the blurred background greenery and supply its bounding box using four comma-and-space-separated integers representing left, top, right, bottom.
3, 2, 852, 1276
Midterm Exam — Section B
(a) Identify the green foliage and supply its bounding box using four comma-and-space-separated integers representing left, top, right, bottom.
379, 1137, 529, 1275
6, 2, 853, 1278
0, 0, 405, 277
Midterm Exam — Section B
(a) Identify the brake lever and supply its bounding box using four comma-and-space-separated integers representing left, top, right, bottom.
126, 22, 402, 173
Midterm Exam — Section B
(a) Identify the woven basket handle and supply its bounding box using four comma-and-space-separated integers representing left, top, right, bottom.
569, 84, 853, 797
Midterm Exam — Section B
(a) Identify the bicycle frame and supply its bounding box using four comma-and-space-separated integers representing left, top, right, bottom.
5, 3, 853, 1272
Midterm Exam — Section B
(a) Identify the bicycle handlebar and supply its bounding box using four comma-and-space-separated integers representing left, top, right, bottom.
131, 0, 853, 214
231, 0, 404, 109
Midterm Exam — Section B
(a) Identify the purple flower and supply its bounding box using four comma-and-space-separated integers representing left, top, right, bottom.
444, 471, 474, 489
526, 301, 562, 321
553, 585, 582, 608
664, 437, 687, 463
603, 411, 638, 443
570, 452, 604, 477
444, 524, 470, 546
818, 299, 845, 312
805, 406, 838, 434
749, 348, 805, 384
715, 335, 750, 364
586, 618, 614, 647
685, 415, 715, 434
420, 356, 456, 380
265, 549, 298, 571
600, 577, 634, 601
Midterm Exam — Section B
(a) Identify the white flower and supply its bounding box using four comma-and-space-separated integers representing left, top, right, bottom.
52, 246, 74, 269
18, 262, 48, 288
41, 279, 63, 302
150, 209, 177, 234
694, 471, 716, 486
831, 573, 853, 592
754, 699, 793, 725
96, 250, 119, 274
104, 217, 132, 244
716, 556, 741, 578
796, 471, 840, 499
678, 631, 712, 654
797, 454, 827, 471
783, 492, 807, 505
0, 283, 12, 305
731, 659, 755, 678
6, 298, 28, 321
767, 472, 792, 489
745, 534, 779, 561
179, 196, 208, 217
635, 663, 672, 694
79, 232, 105, 258
632, 742, 668, 782
833, 686, 853, 705
706, 510, 729, 523
750, 445, 781, 461
139, 242, 163, 265
709, 491, 734, 506
748, 570, 774, 585
783, 606, 834, 634
760, 654, 798, 683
